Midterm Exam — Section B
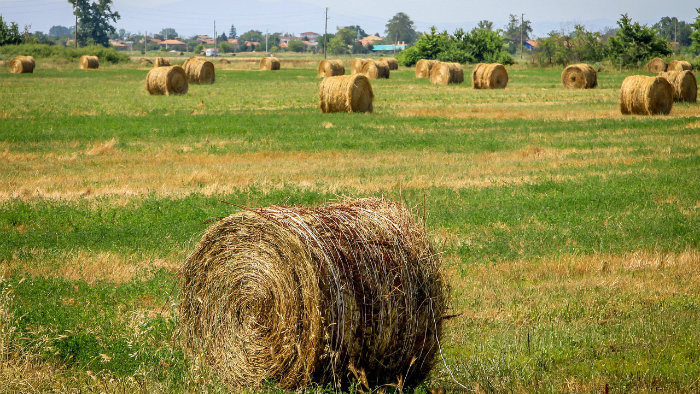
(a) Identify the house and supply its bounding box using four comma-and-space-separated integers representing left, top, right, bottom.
109, 39, 127, 50
524, 39, 538, 50
299, 32, 320, 42
227, 38, 238, 45
279, 36, 301, 45
371, 44, 407, 52
360, 35, 382, 47
159, 39, 186, 49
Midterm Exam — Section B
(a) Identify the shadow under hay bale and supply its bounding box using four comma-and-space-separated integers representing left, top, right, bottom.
360, 60, 390, 79
668, 60, 692, 71
659, 70, 697, 103
620, 75, 674, 115
472, 63, 508, 89
260, 57, 280, 70
429, 62, 464, 85
146, 65, 188, 96
179, 198, 447, 390
319, 74, 373, 113
317, 59, 345, 77
647, 57, 667, 73
561, 63, 597, 89
351, 58, 371, 74
9, 56, 35, 74
415, 59, 438, 79
154, 57, 170, 67
380, 57, 399, 70
79, 55, 99, 70
183, 57, 215, 84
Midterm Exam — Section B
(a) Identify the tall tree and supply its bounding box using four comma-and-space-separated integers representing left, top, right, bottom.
343, 25, 367, 38
691, 8, 700, 53
504, 13, 532, 53
238, 30, 264, 43
67, 0, 120, 47
0, 15, 22, 45
49, 25, 73, 37
160, 28, 178, 39
477, 20, 493, 31
385, 12, 418, 44
654, 17, 692, 47
607, 14, 671, 67
229, 25, 237, 39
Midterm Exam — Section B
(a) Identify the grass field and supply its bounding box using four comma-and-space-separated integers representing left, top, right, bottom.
0, 58, 699, 393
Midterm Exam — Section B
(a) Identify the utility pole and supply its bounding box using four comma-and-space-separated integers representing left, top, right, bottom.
266, 29, 269, 52
674, 17, 677, 43
144, 31, 147, 55
324, 7, 328, 59
214, 20, 216, 53
74, 3, 78, 48
520, 13, 524, 60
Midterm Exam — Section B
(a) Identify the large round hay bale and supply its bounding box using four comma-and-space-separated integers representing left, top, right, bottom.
260, 57, 280, 70
179, 198, 447, 390
145, 65, 188, 95
619, 75, 674, 115
668, 60, 692, 72
8, 56, 35, 73
154, 57, 170, 67
317, 59, 345, 77
429, 62, 464, 85
351, 58, 371, 74
561, 63, 597, 89
380, 57, 398, 70
647, 57, 667, 73
415, 59, 438, 78
183, 57, 215, 84
79, 55, 99, 70
472, 63, 508, 89
360, 60, 390, 79
659, 70, 697, 103
319, 74, 373, 113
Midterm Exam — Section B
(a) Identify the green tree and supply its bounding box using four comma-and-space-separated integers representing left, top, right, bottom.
397, 26, 449, 66
218, 41, 234, 53
532, 32, 570, 66
569, 24, 605, 62
49, 25, 73, 37
287, 39, 305, 52
477, 20, 493, 31
504, 13, 532, 54
0, 15, 22, 45
691, 9, 700, 53
229, 25, 237, 39
385, 12, 418, 44
160, 28, 178, 39
343, 25, 367, 38
327, 35, 348, 55
239, 30, 264, 43
606, 14, 671, 67
654, 17, 692, 47
67, 0, 120, 47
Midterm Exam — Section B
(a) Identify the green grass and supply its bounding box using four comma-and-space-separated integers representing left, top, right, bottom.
0, 62, 698, 393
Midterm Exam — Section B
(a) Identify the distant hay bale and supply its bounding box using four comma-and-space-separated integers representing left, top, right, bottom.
472, 63, 508, 89
179, 198, 447, 390
360, 60, 390, 79
659, 70, 697, 103
319, 74, 373, 113
154, 57, 170, 67
668, 60, 692, 71
415, 59, 438, 78
619, 75, 674, 115
260, 57, 280, 70
351, 58, 371, 74
138, 57, 153, 65
429, 62, 464, 85
219, 58, 231, 64
8, 56, 35, 73
183, 57, 215, 84
146, 65, 188, 96
561, 63, 597, 89
380, 57, 398, 70
79, 55, 99, 70
317, 59, 345, 77
647, 57, 667, 73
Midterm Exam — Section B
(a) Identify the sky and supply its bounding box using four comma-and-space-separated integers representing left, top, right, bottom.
0, 0, 698, 38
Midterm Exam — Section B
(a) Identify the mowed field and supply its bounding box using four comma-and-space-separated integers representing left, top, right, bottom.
1, 57, 699, 393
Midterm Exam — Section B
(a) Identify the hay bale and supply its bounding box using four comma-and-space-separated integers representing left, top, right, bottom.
179, 198, 447, 390
154, 57, 170, 67
317, 59, 345, 77
472, 63, 508, 89
619, 75, 674, 115
145, 65, 188, 96
79, 55, 99, 69
415, 59, 438, 78
659, 70, 697, 103
351, 58, 371, 74
647, 57, 667, 73
219, 58, 231, 64
138, 57, 153, 65
429, 62, 464, 85
319, 74, 373, 113
183, 57, 215, 84
380, 57, 399, 70
668, 60, 692, 71
260, 57, 280, 70
360, 60, 390, 79
561, 63, 597, 89
8, 56, 35, 74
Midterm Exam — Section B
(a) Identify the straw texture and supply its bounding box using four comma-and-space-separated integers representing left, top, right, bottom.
317, 59, 345, 77
319, 74, 373, 113
154, 57, 170, 67
183, 57, 215, 84
668, 60, 692, 71
260, 57, 280, 70
472, 63, 508, 89
659, 71, 697, 103
79, 55, 99, 69
415, 59, 438, 78
647, 57, 667, 73
429, 62, 464, 85
146, 65, 188, 95
8, 56, 35, 73
619, 75, 674, 115
561, 64, 597, 89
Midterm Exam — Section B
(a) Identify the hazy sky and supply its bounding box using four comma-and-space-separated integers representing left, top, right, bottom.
1, 0, 698, 38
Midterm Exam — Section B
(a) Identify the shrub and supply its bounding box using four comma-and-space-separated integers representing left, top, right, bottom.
0, 43, 129, 63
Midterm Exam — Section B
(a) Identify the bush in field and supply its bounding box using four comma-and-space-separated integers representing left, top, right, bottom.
397, 27, 449, 66
0, 43, 129, 63
607, 14, 671, 67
